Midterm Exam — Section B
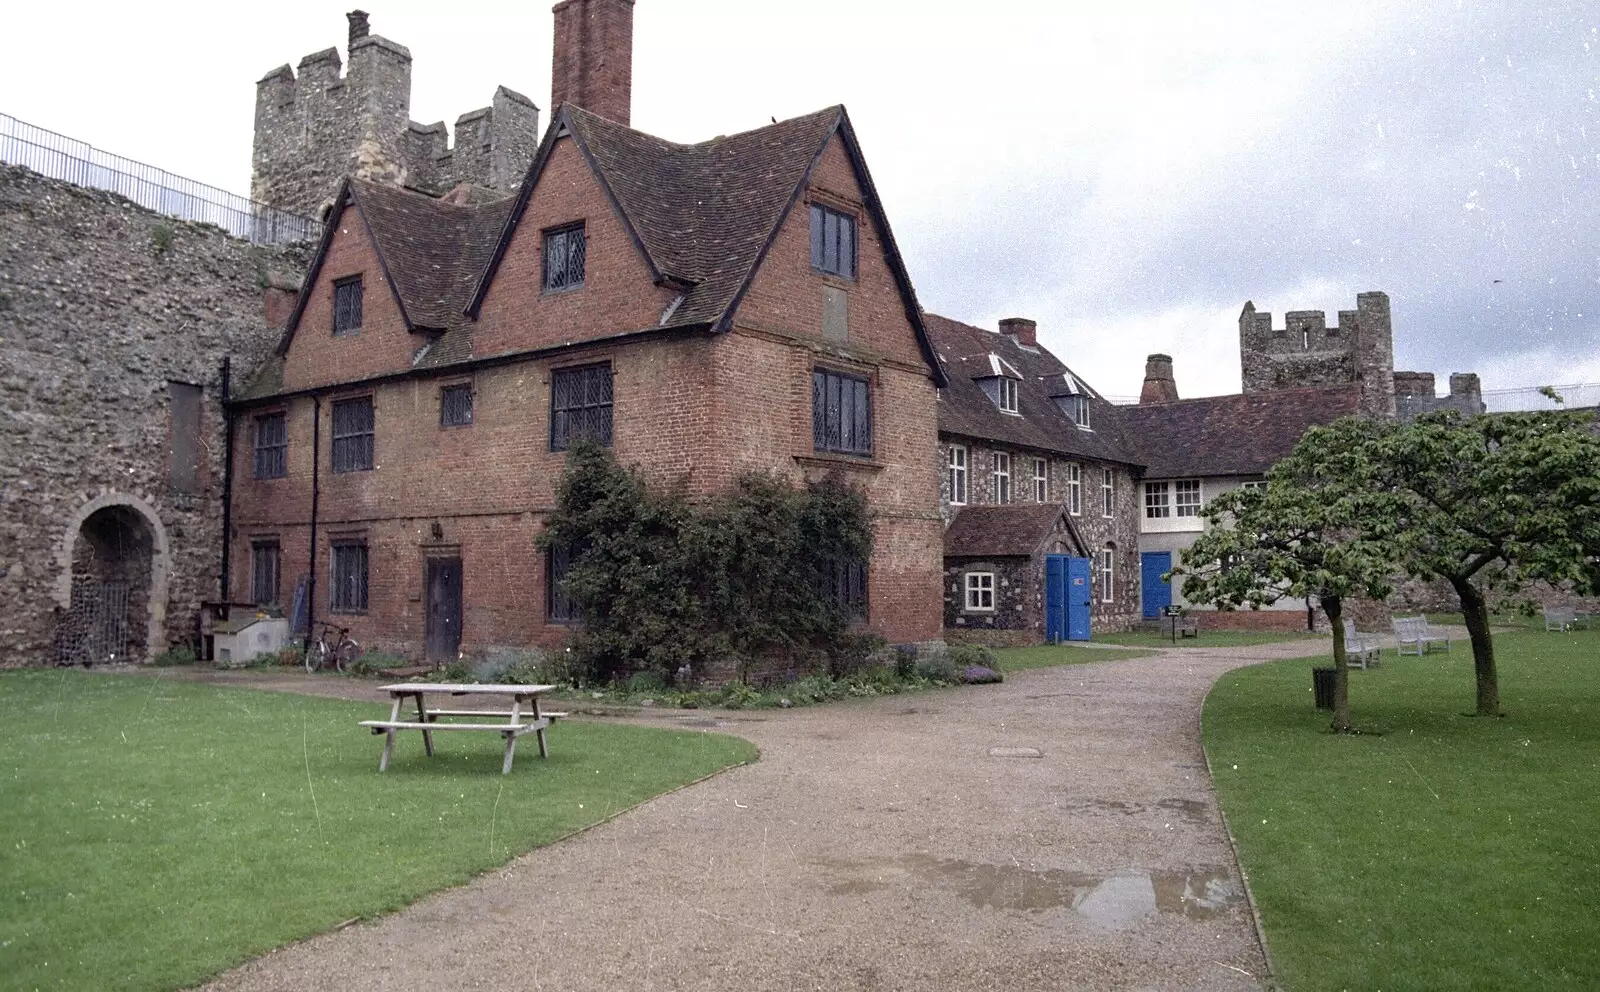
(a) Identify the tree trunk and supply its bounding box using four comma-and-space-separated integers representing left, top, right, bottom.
1450, 577, 1500, 716
1324, 594, 1352, 732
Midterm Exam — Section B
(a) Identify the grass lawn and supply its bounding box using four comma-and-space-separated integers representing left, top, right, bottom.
1203, 628, 1600, 991
0, 670, 755, 992
1097, 629, 1323, 649
993, 643, 1155, 672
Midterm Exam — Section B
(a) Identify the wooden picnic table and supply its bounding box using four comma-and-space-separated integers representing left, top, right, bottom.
362, 682, 565, 774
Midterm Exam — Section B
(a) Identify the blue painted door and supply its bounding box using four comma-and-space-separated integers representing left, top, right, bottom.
1141, 552, 1173, 619
1066, 556, 1092, 641
1045, 555, 1067, 643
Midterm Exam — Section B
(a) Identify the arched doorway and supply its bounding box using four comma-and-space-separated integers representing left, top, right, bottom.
53, 495, 170, 665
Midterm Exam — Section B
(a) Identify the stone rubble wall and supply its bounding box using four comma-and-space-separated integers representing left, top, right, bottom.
0, 164, 308, 666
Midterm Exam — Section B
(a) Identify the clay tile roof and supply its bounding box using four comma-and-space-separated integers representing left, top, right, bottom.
944, 504, 1075, 557
923, 312, 1143, 466
558, 105, 843, 329
1119, 385, 1361, 478
349, 178, 512, 332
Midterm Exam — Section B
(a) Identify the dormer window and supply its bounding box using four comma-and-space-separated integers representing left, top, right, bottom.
1069, 394, 1091, 430
1048, 372, 1092, 430
998, 376, 1018, 414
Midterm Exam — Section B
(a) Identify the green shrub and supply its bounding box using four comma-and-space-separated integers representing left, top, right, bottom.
427, 660, 473, 684
627, 670, 666, 694
152, 645, 196, 667
719, 682, 763, 710
893, 647, 917, 680
539, 442, 875, 684
347, 651, 409, 676
914, 653, 957, 682
151, 222, 175, 254
948, 643, 997, 669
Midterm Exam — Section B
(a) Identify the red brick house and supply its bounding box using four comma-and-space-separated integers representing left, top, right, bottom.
230, 0, 947, 662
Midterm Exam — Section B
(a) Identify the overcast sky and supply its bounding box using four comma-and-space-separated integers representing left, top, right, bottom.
5, 1, 1597, 399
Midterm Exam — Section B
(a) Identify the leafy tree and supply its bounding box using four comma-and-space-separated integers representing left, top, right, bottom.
1175, 417, 1397, 732
1361, 408, 1600, 716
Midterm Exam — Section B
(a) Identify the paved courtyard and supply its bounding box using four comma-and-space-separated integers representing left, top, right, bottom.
195, 639, 1329, 992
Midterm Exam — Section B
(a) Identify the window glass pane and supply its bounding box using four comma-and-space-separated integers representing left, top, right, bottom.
810, 205, 824, 269
841, 214, 855, 278
550, 363, 613, 451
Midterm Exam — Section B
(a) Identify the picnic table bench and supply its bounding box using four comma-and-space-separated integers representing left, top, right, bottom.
362, 682, 568, 774
1393, 616, 1450, 656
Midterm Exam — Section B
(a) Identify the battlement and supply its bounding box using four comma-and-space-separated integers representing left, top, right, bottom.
1239, 291, 1394, 418
251, 11, 538, 219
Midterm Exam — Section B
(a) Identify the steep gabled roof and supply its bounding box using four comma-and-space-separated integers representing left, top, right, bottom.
925, 313, 1142, 466
1119, 385, 1361, 478
470, 104, 945, 382
273, 177, 512, 358
944, 504, 1087, 558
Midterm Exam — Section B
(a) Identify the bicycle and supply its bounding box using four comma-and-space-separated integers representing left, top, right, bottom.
307, 621, 360, 674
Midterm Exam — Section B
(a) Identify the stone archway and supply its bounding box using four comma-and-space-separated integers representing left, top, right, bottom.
53, 494, 170, 664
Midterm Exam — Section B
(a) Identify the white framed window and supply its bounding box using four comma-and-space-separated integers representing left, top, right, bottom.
1241, 480, 1266, 492
1032, 457, 1048, 502
1145, 481, 1171, 519
1175, 479, 1203, 517
948, 445, 968, 505
992, 451, 1012, 504
1067, 462, 1082, 516
998, 377, 1018, 414
1099, 546, 1115, 603
965, 572, 995, 611
1101, 468, 1115, 517
1071, 395, 1091, 430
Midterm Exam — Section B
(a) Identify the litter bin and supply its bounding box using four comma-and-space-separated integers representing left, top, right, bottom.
1312, 666, 1336, 710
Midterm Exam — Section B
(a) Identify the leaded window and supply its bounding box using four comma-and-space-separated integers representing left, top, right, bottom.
547, 542, 581, 623
542, 223, 586, 292
440, 383, 473, 428
812, 368, 872, 456
831, 558, 869, 620
330, 540, 368, 613
992, 451, 1012, 504
251, 539, 280, 608
333, 276, 363, 334
1145, 481, 1171, 519
809, 204, 857, 279
331, 397, 374, 473
550, 363, 613, 450
965, 572, 995, 612
253, 412, 287, 479
948, 445, 968, 505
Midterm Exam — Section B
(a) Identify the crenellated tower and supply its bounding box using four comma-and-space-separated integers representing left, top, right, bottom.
251, 10, 539, 220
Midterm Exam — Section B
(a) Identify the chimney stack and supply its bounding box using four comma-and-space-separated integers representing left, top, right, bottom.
1140, 354, 1179, 404
551, 0, 635, 125
998, 317, 1037, 348
346, 10, 370, 47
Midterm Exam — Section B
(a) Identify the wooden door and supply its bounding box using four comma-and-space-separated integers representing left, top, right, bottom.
425, 557, 463, 663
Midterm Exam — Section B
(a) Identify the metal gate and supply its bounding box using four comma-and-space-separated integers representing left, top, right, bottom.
58, 578, 130, 665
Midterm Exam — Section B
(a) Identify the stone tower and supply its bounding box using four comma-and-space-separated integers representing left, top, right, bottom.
1238, 291, 1395, 418
251, 11, 540, 220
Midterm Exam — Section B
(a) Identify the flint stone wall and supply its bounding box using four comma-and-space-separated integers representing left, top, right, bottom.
0, 164, 308, 666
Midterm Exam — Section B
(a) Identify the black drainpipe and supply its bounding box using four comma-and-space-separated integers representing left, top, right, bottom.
218, 357, 234, 603
305, 396, 322, 651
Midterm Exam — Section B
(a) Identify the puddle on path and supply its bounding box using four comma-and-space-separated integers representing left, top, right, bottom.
1056, 796, 1211, 825
814, 855, 1238, 928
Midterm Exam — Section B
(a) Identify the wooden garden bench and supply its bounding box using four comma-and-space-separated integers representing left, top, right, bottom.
364, 683, 560, 774
1393, 616, 1450, 656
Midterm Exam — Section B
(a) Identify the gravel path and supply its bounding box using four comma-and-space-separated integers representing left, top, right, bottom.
186, 639, 1330, 992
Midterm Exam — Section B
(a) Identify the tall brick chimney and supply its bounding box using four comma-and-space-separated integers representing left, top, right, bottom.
998, 317, 1037, 348
551, 0, 634, 125
1140, 354, 1179, 404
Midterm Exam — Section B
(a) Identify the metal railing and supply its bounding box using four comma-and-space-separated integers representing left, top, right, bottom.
0, 112, 320, 246
1481, 383, 1600, 413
